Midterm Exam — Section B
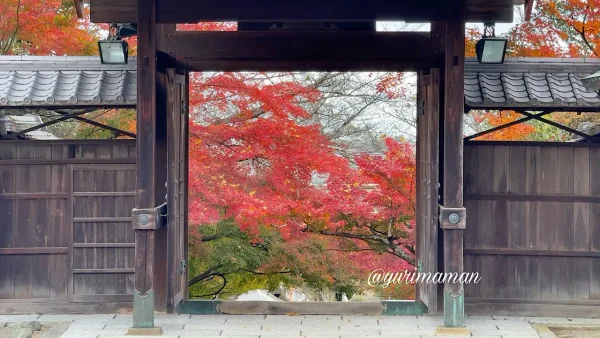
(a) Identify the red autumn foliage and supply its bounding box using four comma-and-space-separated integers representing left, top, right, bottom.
0, 0, 99, 55
188, 71, 417, 267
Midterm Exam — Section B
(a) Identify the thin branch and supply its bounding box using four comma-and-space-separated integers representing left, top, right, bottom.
2, 0, 21, 54
193, 274, 228, 299
188, 264, 224, 287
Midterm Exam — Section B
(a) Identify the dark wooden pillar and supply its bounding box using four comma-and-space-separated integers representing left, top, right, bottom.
131, 0, 166, 330
439, 0, 466, 328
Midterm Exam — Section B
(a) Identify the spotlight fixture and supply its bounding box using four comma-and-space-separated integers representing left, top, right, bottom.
581, 71, 600, 92
476, 23, 508, 64
98, 23, 136, 65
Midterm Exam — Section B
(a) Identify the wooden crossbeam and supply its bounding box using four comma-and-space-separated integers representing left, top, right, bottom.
0, 110, 92, 140
174, 31, 432, 72
70, 115, 136, 138
518, 111, 600, 142
464, 111, 553, 141
465, 110, 600, 142
90, 0, 514, 23
53, 110, 137, 139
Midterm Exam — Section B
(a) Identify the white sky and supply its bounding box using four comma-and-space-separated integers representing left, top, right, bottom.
376, 5, 521, 34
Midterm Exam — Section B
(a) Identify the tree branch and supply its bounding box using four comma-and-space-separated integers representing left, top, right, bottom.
188, 264, 224, 287
315, 229, 415, 266
193, 274, 228, 299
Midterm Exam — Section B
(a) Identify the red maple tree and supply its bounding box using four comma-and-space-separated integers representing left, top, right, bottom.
0, 0, 99, 55
188, 71, 416, 268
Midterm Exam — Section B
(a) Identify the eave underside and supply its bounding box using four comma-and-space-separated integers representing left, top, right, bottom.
89, 0, 516, 23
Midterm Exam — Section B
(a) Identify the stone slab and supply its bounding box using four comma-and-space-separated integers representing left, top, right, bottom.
125, 327, 163, 336
58, 333, 102, 338
218, 301, 384, 315
435, 326, 471, 336
531, 323, 557, 338
40, 322, 71, 338
0, 315, 40, 322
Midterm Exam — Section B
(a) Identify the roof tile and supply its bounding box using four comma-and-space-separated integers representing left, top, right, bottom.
0, 56, 136, 108
466, 57, 600, 111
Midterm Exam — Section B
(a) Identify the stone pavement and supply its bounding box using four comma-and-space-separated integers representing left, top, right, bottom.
1, 314, 599, 338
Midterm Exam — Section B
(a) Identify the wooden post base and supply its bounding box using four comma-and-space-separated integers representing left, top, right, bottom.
127, 327, 163, 336
443, 288, 465, 327
133, 290, 156, 329
435, 326, 470, 336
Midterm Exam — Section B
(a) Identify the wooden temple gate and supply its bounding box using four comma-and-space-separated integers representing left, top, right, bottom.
83, 0, 528, 329
1, 0, 569, 330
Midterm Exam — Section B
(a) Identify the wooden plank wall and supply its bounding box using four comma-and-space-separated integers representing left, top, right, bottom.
0, 140, 136, 313
464, 141, 600, 316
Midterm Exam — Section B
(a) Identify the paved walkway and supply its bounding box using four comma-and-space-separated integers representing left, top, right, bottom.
1, 314, 599, 338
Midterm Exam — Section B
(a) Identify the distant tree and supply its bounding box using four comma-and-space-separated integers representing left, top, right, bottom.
0, 0, 99, 55
188, 219, 364, 299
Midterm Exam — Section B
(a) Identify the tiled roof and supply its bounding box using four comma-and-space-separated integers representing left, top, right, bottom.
465, 57, 600, 111
3, 56, 599, 112
0, 114, 60, 140
0, 56, 136, 108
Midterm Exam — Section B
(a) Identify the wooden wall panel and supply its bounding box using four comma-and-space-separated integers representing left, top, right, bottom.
464, 142, 600, 313
0, 140, 136, 311
71, 164, 135, 301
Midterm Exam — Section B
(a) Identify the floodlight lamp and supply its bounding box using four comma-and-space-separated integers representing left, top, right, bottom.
98, 23, 133, 65
476, 23, 508, 64
581, 71, 600, 92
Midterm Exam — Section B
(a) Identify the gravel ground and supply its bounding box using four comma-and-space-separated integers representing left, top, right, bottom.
549, 326, 600, 338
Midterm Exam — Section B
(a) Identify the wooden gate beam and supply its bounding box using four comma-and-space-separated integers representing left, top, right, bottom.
175, 31, 432, 72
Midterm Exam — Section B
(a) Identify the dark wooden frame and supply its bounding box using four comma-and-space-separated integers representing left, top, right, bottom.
144, 20, 450, 320
133, 17, 467, 328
